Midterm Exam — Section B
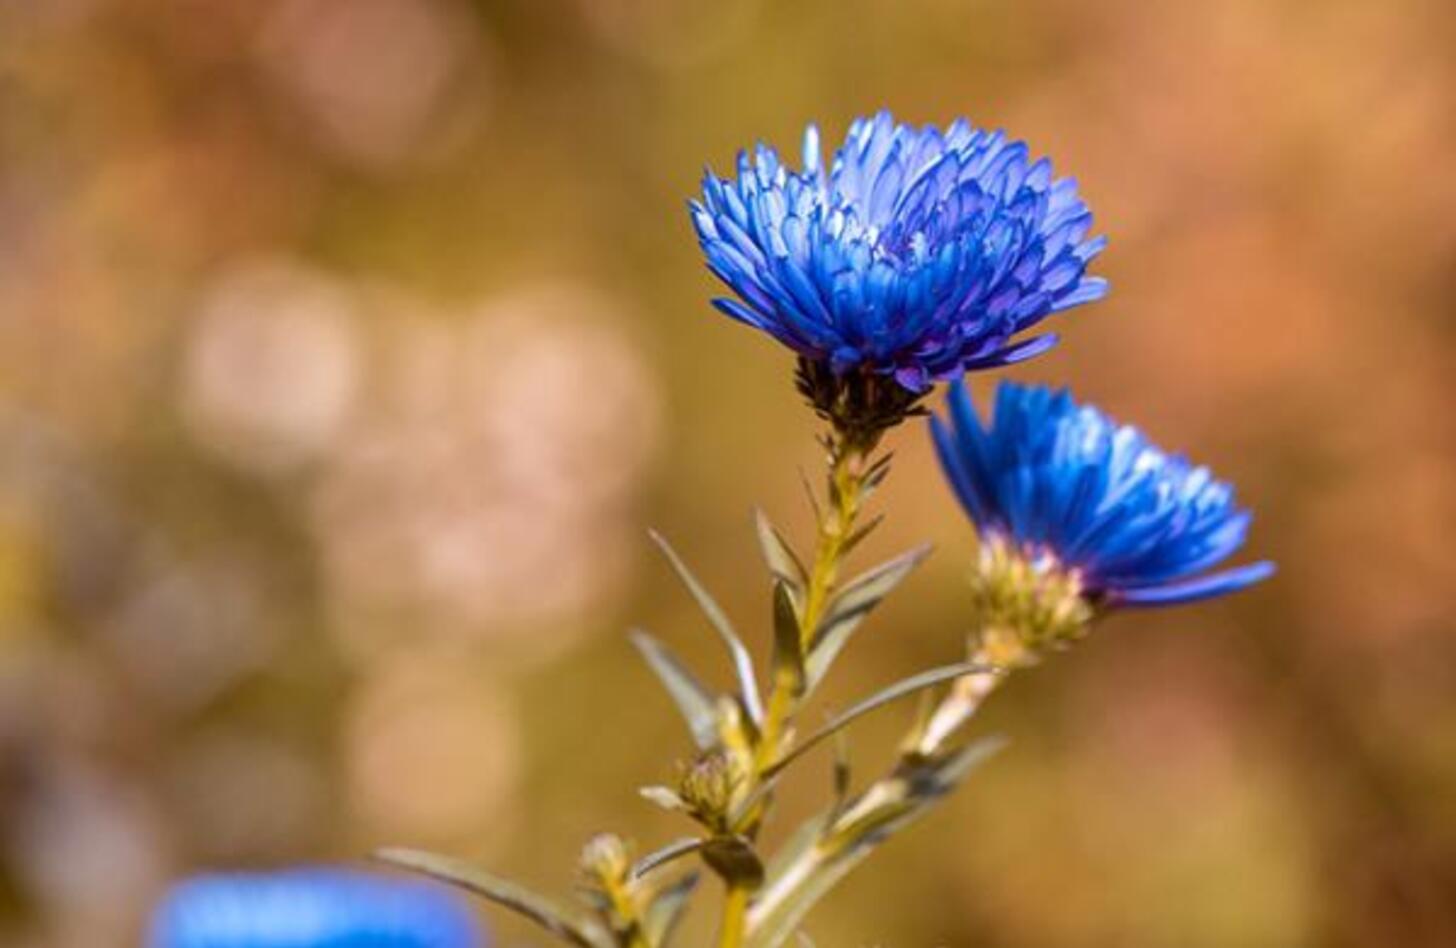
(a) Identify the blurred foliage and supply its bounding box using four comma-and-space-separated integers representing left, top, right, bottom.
1, 0, 1455, 945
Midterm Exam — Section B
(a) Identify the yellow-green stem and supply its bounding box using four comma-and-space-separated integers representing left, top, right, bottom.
598, 866, 649, 948
907, 644, 1005, 757
908, 618, 1032, 757
608, 892, 649, 948
748, 429, 878, 813
715, 428, 881, 943
717, 884, 750, 948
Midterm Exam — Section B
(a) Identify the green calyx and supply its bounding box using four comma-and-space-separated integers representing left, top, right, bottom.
676, 749, 750, 834
579, 834, 633, 887
794, 358, 926, 447
968, 534, 1095, 664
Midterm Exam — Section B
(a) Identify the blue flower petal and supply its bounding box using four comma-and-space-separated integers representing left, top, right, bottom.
148, 868, 484, 948
1110, 561, 1277, 607
932, 382, 1273, 609
693, 115, 1107, 390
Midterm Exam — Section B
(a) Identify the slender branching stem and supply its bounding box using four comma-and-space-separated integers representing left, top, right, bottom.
717, 883, 751, 948
906, 644, 1004, 758
603, 882, 649, 948
715, 423, 885, 942
910, 608, 1051, 758
801, 439, 866, 634
749, 646, 1007, 938
746, 427, 880, 826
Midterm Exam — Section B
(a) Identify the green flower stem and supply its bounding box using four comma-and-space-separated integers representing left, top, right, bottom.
580, 834, 650, 948
909, 542, 1087, 758
603, 883, 649, 948
745, 428, 879, 827
720, 425, 882, 946
739, 634, 1012, 937
905, 645, 1005, 757
717, 883, 751, 948
906, 613, 1036, 758
801, 436, 871, 636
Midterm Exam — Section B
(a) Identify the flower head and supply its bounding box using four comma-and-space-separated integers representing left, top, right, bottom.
691, 112, 1108, 406
148, 868, 484, 948
932, 380, 1273, 615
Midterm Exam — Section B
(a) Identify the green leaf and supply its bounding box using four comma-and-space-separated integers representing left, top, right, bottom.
925, 733, 1008, 787
860, 452, 893, 497
631, 837, 704, 880
760, 810, 831, 886
643, 872, 699, 946
745, 826, 864, 948
631, 630, 719, 750
753, 508, 808, 592
649, 530, 764, 725
770, 580, 806, 697
729, 662, 986, 831
838, 514, 884, 558
376, 848, 610, 948
764, 662, 988, 780
797, 466, 822, 522
820, 543, 933, 639
804, 544, 932, 694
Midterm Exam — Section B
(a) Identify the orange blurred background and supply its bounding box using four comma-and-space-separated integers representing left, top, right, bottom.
1, 1, 1454, 945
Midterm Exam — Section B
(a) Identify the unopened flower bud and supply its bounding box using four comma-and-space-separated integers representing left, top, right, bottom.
677, 750, 747, 831
578, 833, 631, 887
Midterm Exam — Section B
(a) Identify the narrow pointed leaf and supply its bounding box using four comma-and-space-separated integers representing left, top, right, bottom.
924, 733, 1008, 787
765, 662, 988, 779
797, 467, 822, 521
770, 580, 806, 696
746, 738, 1004, 948
804, 544, 932, 693
376, 848, 609, 948
745, 830, 866, 947
760, 811, 831, 885
643, 872, 699, 946
858, 452, 894, 501
821, 543, 934, 634
753, 508, 808, 591
838, 514, 884, 558
731, 662, 987, 830
649, 531, 764, 725
631, 630, 719, 750
631, 837, 704, 880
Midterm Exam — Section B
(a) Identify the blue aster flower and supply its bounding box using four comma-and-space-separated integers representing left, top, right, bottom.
148, 868, 484, 948
690, 111, 1108, 405
932, 380, 1273, 611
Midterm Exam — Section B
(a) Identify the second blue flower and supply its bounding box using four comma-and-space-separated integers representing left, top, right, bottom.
931, 380, 1274, 611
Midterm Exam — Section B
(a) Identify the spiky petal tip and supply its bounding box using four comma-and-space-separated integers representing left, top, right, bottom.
932, 380, 1274, 611
691, 111, 1108, 402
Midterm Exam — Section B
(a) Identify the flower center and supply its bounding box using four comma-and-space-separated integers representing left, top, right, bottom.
967, 533, 1095, 664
